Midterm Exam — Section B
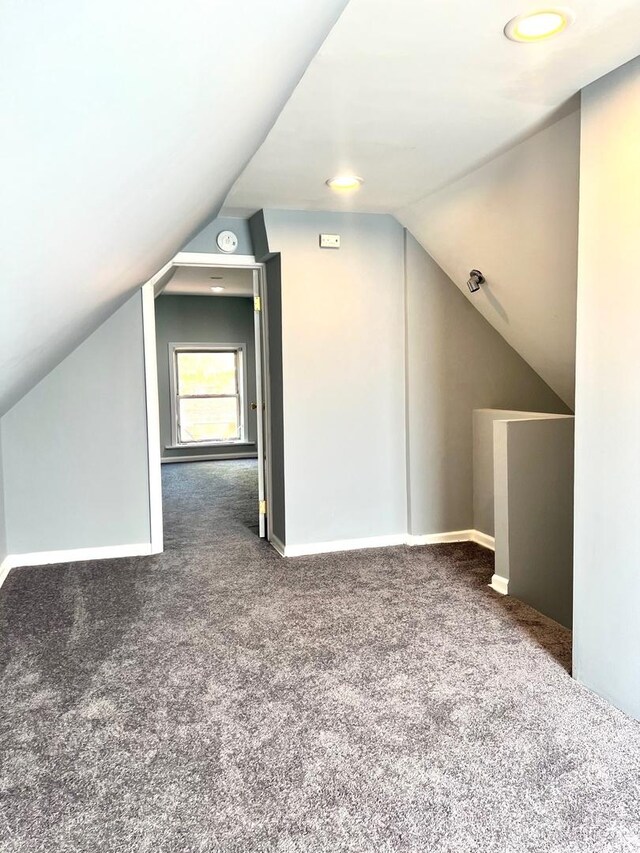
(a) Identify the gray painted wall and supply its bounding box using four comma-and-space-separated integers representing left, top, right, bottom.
263, 255, 286, 544
1, 293, 150, 554
155, 295, 257, 462
494, 416, 574, 628
181, 217, 254, 256
405, 234, 570, 536
263, 210, 407, 547
573, 57, 640, 720
473, 409, 562, 537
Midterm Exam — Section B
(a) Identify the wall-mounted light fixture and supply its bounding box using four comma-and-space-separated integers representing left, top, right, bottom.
467, 270, 485, 294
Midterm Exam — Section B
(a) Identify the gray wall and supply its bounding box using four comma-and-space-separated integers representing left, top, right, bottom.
181, 216, 254, 256
155, 295, 257, 462
473, 409, 562, 537
494, 416, 574, 628
405, 234, 570, 536
573, 57, 640, 720
1, 293, 150, 554
263, 210, 407, 547
263, 255, 286, 543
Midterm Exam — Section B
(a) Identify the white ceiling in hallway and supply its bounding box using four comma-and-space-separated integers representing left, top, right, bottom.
163, 267, 254, 298
224, 0, 640, 216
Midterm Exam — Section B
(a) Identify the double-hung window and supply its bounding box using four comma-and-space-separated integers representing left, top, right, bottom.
170, 344, 246, 445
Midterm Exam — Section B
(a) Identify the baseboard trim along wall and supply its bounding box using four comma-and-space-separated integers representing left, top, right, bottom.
490, 573, 509, 595
0, 543, 155, 588
161, 452, 258, 464
282, 534, 407, 558
273, 530, 495, 558
406, 529, 495, 549
470, 530, 496, 550
0, 559, 12, 592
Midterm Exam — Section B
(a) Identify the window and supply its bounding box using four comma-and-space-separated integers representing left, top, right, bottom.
170, 345, 246, 445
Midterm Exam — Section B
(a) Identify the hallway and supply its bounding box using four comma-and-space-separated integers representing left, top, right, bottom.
1, 461, 639, 852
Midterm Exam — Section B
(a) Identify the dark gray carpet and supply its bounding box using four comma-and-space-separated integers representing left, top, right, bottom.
1, 460, 639, 852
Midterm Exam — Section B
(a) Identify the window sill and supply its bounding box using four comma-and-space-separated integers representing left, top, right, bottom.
165, 441, 255, 450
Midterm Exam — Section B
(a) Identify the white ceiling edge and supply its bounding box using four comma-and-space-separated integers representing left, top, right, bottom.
0, 0, 348, 416
398, 108, 580, 409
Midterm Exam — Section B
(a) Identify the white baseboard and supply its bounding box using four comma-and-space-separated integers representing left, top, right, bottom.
406, 529, 474, 546
162, 452, 258, 463
281, 533, 406, 558
275, 529, 496, 560
469, 530, 495, 551
490, 573, 509, 595
0, 558, 12, 591
406, 529, 495, 550
2, 543, 154, 575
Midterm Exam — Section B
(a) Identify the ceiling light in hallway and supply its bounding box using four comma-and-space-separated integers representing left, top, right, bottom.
210, 286, 225, 293
505, 9, 574, 42
326, 175, 363, 192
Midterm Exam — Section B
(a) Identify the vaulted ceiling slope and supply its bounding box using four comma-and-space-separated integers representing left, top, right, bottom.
401, 108, 580, 408
0, 0, 348, 415
224, 0, 640, 406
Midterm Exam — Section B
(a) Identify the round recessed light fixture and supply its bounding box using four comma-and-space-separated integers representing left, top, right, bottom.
210, 286, 225, 293
504, 8, 574, 42
326, 175, 363, 192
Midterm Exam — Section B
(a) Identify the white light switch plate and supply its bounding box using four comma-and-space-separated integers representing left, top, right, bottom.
320, 233, 340, 249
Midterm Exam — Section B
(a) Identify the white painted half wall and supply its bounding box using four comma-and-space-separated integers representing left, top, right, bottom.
0, 293, 151, 558
573, 56, 640, 721
399, 109, 580, 409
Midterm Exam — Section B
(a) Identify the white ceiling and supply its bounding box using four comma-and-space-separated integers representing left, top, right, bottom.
225, 0, 640, 216
0, 0, 348, 415
163, 266, 254, 298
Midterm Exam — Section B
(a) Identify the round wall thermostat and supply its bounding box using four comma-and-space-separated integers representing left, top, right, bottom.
216, 230, 239, 253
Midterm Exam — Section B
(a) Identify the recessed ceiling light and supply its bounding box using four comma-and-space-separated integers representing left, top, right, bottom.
210, 286, 225, 293
326, 175, 363, 192
504, 8, 574, 42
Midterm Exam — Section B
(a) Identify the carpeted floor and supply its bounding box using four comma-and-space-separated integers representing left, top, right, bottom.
1, 460, 640, 852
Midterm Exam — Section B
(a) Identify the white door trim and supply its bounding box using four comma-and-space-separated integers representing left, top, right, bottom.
141, 283, 164, 554
141, 251, 273, 548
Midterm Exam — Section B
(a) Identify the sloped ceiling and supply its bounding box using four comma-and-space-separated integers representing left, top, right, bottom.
225, 0, 640, 214
401, 109, 580, 407
224, 0, 640, 405
0, 0, 348, 415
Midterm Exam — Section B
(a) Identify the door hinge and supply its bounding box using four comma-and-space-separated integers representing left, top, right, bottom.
259, 499, 267, 514
254, 296, 261, 312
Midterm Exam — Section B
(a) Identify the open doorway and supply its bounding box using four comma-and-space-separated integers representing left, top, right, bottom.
142, 255, 271, 552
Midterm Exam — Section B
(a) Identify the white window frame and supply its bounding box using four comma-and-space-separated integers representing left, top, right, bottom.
169, 342, 248, 447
